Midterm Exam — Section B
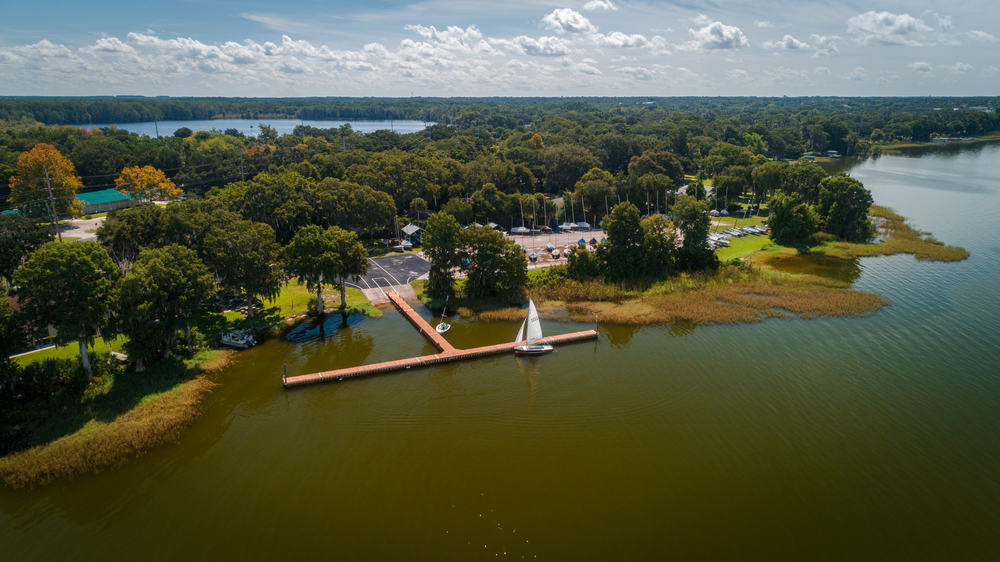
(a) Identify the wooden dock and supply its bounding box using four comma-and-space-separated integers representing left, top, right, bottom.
282, 290, 598, 388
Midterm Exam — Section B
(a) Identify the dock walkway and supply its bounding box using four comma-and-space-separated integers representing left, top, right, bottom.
283, 290, 597, 388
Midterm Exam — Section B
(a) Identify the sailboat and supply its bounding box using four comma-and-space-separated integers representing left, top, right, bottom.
435, 295, 451, 334
513, 299, 553, 355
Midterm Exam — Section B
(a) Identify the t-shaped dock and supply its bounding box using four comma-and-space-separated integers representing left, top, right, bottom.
282, 290, 598, 388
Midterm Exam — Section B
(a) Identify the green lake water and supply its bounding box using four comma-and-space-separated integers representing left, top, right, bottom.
3, 144, 1000, 561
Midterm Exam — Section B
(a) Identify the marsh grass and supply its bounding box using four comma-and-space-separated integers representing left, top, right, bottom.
0, 349, 232, 489
823, 205, 969, 262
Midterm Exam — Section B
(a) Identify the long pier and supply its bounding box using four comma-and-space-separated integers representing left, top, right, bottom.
282, 290, 598, 388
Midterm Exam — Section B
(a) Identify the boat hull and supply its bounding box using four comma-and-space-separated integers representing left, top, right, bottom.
514, 344, 554, 355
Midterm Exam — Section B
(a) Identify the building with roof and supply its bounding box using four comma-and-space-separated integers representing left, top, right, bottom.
76, 189, 144, 214
400, 222, 422, 243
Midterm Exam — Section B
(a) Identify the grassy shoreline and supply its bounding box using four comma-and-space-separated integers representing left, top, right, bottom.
0, 349, 232, 489
1, 282, 380, 490
418, 205, 964, 328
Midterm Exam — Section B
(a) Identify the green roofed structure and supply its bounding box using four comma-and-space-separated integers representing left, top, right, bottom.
76, 189, 143, 214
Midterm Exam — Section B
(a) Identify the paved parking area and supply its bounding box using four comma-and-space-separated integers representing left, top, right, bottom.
352, 252, 430, 291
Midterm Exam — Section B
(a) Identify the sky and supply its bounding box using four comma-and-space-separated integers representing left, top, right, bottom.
0, 0, 997, 97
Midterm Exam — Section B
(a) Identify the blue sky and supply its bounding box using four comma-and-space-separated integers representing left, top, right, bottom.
0, 0, 997, 96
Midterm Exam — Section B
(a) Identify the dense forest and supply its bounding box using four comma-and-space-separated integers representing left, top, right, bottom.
2, 96, 997, 209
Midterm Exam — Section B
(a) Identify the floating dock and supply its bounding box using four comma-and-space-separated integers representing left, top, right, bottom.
282, 290, 598, 388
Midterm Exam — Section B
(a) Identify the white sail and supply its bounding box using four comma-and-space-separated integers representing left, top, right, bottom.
515, 318, 526, 343
525, 299, 543, 343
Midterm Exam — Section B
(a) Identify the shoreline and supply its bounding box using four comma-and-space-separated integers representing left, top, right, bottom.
0, 283, 380, 490
437, 205, 966, 328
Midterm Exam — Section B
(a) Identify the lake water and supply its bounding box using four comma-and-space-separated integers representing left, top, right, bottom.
3, 144, 1000, 560
75, 119, 432, 137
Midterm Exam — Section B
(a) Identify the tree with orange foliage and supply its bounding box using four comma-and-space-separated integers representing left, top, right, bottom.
114, 165, 182, 202
8, 143, 83, 238
529, 133, 545, 150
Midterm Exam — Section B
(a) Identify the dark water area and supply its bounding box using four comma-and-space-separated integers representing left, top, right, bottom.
3, 144, 1000, 560
73, 118, 431, 137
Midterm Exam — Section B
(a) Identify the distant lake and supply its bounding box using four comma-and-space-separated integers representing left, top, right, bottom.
73, 118, 433, 137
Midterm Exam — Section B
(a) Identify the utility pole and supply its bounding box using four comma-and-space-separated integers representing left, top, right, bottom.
43, 166, 62, 241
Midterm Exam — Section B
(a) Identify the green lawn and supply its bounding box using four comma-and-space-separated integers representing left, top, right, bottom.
715, 234, 775, 262
14, 336, 127, 367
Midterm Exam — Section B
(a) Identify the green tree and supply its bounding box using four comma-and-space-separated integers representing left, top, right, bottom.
602, 202, 644, 282
671, 195, 715, 270
573, 168, 616, 225
423, 212, 462, 299
751, 160, 787, 199
640, 215, 678, 278
115, 245, 215, 369
409, 197, 428, 216
0, 213, 51, 284
283, 225, 342, 316
768, 194, 819, 246
817, 175, 874, 242
325, 227, 368, 312
460, 226, 526, 301
785, 160, 826, 203
541, 145, 601, 192
440, 198, 474, 224
566, 247, 604, 280
204, 220, 284, 315
239, 171, 315, 244
96, 203, 164, 267
0, 296, 26, 364
627, 150, 684, 183
12, 241, 118, 379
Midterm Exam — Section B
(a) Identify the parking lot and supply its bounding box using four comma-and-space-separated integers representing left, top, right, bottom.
352, 252, 430, 290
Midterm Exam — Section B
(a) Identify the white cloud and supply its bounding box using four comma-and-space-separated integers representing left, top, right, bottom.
615, 65, 655, 80
692, 14, 712, 26
844, 66, 867, 80
755, 20, 774, 29
967, 30, 998, 43
583, 0, 617, 11
763, 35, 809, 50
908, 61, 932, 72
680, 21, 749, 51
726, 69, 749, 80
809, 34, 840, 57
542, 8, 597, 34
592, 31, 660, 50
814, 66, 830, 75
847, 11, 931, 46
923, 11, 953, 31
950, 62, 973, 73
496, 35, 572, 56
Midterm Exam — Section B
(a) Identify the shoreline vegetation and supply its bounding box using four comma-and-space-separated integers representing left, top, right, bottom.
0, 350, 231, 489
417, 205, 965, 328
0, 283, 378, 489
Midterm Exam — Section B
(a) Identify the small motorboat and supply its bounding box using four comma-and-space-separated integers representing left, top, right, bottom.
221, 330, 256, 349
552, 249, 561, 258
546, 242, 555, 251
528, 252, 538, 262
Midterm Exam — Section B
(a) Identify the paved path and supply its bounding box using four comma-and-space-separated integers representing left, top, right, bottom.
59, 216, 106, 241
